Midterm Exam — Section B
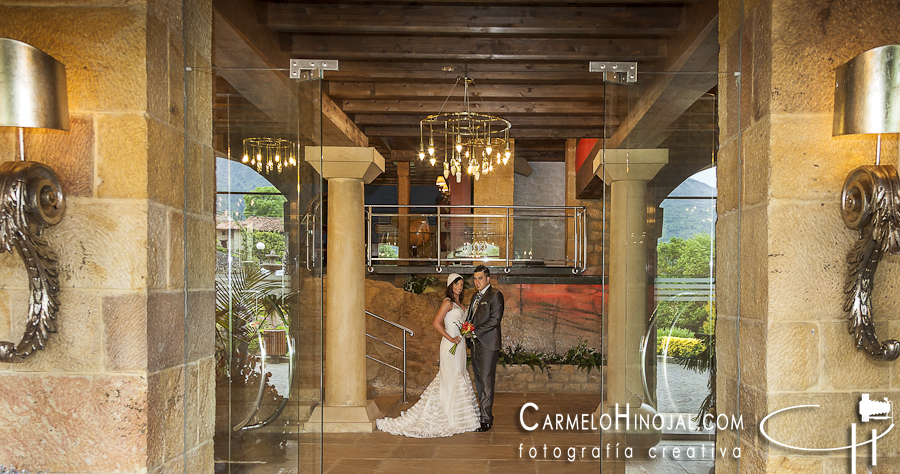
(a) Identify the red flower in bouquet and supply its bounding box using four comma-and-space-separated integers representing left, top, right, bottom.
449, 321, 476, 355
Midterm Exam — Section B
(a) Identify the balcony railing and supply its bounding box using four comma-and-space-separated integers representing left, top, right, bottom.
365, 204, 587, 274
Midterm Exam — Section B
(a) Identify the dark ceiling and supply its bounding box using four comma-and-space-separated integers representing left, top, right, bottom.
211, 0, 719, 191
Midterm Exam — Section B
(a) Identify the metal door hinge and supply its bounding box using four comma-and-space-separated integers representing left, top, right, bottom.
590, 61, 638, 84
290, 59, 339, 80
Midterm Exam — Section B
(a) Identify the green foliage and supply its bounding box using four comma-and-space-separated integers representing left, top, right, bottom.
214, 263, 291, 378
500, 345, 549, 372
251, 230, 286, 262
655, 233, 715, 334
403, 274, 437, 294
550, 340, 605, 375
657, 233, 713, 278
655, 299, 710, 336
657, 326, 695, 339
657, 336, 706, 358
243, 186, 287, 218
499, 340, 605, 376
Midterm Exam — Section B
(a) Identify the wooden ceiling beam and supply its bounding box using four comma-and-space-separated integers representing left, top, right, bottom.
363, 126, 605, 139
351, 114, 607, 128
602, 0, 719, 151
328, 82, 606, 100
290, 36, 668, 61
212, 0, 367, 148
326, 60, 599, 84
267, 3, 683, 36
340, 99, 603, 115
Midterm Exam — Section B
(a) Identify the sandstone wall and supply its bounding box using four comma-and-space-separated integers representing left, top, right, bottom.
717, 0, 900, 471
0, 2, 213, 473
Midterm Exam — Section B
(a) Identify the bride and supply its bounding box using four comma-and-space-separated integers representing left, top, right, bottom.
376, 273, 480, 437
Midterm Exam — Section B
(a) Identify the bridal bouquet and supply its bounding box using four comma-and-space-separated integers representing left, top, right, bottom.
449, 321, 476, 355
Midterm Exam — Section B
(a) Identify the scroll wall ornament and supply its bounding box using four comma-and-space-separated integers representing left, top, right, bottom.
0, 161, 65, 362
834, 45, 900, 361
0, 38, 69, 363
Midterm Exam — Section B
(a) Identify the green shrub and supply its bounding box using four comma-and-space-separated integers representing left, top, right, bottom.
657, 336, 705, 358
498, 339, 605, 376
657, 327, 695, 339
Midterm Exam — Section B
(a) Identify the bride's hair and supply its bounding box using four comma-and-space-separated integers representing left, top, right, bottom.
445, 275, 464, 305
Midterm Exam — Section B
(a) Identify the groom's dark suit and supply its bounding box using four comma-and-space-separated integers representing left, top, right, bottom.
467, 285, 504, 425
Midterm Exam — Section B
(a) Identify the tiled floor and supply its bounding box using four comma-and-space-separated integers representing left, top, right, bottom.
218, 392, 716, 473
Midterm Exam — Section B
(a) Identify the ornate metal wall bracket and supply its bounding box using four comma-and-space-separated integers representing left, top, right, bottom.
841, 165, 900, 361
0, 161, 65, 363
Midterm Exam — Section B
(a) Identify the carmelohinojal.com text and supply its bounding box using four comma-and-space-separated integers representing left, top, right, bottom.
516, 403, 743, 461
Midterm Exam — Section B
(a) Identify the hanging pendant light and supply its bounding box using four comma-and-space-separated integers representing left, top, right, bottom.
418, 75, 513, 181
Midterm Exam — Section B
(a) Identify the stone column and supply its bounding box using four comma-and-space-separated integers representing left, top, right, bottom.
305, 146, 384, 432
716, 1, 900, 471
593, 149, 666, 423
397, 161, 410, 263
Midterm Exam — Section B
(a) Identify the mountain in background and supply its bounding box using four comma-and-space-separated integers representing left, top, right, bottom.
216, 157, 275, 218
659, 178, 717, 243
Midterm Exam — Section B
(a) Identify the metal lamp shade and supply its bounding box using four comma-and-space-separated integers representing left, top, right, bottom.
834, 45, 900, 136
0, 38, 68, 131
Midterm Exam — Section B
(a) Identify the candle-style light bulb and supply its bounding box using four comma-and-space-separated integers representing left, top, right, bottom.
428, 137, 435, 156
418, 142, 426, 160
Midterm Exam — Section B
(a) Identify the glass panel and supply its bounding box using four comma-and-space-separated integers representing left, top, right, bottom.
600, 69, 722, 471
186, 64, 323, 473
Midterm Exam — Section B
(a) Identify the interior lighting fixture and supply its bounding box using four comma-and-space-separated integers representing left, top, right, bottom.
0, 38, 69, 363
242, 137, 297, 174
834, 44, 900, 361
419, 76, 512, 183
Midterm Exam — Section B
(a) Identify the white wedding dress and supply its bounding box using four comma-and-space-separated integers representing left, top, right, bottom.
376, 300, 480, 437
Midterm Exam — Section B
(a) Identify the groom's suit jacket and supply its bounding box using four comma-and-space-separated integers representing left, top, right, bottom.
468, 286, 504, 351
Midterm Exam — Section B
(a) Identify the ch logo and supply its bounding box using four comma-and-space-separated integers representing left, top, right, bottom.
760, 394, 893, 474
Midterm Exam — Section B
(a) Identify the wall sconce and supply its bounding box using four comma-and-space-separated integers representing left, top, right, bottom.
0, 38, 68, 363
835, 45, 900, 361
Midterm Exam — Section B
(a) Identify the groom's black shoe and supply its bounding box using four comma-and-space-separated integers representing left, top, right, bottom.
475, 422, 492, 432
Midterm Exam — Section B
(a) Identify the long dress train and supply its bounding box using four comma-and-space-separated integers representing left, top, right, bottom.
375, 300, 480, 437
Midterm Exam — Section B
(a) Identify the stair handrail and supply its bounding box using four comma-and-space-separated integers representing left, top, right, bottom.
365, 310, 414, 402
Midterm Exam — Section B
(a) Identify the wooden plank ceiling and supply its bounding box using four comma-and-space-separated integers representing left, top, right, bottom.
213, 0, 718, 190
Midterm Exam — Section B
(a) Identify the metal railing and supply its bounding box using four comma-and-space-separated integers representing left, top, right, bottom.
366, 310, 414, 402
365, 204, 587, 273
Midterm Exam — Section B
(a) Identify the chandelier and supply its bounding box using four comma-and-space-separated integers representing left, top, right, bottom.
419, 77, 512, 183
241, 137, 297, 174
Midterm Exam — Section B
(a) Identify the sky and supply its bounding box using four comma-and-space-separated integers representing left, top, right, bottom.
691, 167, 717, 189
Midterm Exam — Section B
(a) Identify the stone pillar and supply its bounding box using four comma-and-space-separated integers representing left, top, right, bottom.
593, 149, 666, 418
716, 1, 900, 472
397, 161, 410, 263
306, 146, 384, 432
0, 2, 214, 472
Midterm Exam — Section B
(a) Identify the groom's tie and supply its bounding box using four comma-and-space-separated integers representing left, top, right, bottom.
467, 290, 484, 324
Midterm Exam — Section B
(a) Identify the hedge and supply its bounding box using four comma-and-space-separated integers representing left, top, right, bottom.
657, 336, 705, 358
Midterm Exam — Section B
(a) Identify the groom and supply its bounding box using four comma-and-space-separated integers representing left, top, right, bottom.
466, 264, 504, 432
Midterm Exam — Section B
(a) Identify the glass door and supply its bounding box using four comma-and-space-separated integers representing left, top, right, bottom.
598, 68, 724, 472
186, 64, 324, 473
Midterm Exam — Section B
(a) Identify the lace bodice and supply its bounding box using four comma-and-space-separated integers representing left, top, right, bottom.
444, 299, 466, 336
